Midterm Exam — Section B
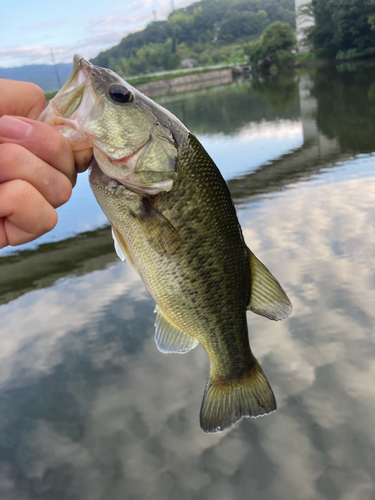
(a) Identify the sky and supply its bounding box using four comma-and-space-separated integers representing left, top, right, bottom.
0, 0, 192, 68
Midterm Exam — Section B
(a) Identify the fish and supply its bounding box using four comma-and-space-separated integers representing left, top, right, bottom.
40, 55, 292, 433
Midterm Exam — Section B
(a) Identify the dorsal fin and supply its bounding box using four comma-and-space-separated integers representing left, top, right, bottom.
154, 306, 199, 354
247, 248, 292, 321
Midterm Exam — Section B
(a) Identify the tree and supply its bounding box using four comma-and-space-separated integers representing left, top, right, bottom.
246, 22, 296, 73
307, 0, 375, 59
91, 0, 296, 74
219, 10, 269, 42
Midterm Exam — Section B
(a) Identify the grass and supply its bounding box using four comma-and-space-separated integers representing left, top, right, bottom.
45, 90, 58, 101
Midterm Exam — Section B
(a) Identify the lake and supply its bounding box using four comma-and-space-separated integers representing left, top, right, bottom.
0, 61, 374, 500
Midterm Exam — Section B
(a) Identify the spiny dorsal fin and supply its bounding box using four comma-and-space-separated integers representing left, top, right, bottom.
248, 248, 292, 321
111, 225, 138, 272
154, 306, 198, 354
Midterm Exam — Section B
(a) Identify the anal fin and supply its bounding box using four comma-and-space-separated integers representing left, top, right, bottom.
248, 248, 292, 321
154, 306, 198, 354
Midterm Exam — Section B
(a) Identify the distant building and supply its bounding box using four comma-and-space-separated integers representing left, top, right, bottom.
181, 58, 197, 69
295, 0, 314, 52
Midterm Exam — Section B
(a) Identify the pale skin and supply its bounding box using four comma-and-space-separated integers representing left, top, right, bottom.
0, 79, 93, 249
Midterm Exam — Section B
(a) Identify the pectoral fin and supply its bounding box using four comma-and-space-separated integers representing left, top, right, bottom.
111, 225, 137, 272
154, 306, 199, 353
133, 199, 182, 257
248, 248, 292, 320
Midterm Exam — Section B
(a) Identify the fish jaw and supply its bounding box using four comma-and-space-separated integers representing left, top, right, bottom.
39, 55, 177, 195
39, 58, 100, 152
93, 144, 175, 196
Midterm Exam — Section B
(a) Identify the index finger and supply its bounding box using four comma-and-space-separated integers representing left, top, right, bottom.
0, 79, 46, 119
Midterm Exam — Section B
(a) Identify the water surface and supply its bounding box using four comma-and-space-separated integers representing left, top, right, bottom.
0, 62, 374, 500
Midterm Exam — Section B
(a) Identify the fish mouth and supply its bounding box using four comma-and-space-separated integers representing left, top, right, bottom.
92, 137, 157, 194
77, 56, 92, 79
40, 55, 174, 196
39, 56, 98, 151
39, 55, 143, 158
56, 55, 93, 96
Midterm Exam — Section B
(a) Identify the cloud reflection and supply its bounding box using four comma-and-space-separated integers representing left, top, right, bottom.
0, 171, 375, 498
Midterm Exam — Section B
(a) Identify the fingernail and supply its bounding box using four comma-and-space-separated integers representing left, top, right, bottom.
0, 116, 32, 140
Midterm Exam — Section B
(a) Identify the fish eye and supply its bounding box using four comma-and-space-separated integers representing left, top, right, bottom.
108, 84, 133, 104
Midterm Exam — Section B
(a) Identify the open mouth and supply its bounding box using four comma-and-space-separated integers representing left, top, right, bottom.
38, 57, 98, 151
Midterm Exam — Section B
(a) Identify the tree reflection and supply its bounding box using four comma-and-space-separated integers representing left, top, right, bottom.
248, 72, 299, 110
311, 61, 375, 153
156, 78, 300, 135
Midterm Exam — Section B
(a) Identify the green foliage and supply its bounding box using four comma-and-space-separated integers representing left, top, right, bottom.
45, 90, 58, 101
336, 47, 375, 60
91, 0, 296, 76
295, 50, 316, 64
306, 0, 375, 59
246, 22, 296, 73
219, 10, 269, 42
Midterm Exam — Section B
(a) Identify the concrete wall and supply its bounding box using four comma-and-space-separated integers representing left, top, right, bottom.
136, 69, 233, 98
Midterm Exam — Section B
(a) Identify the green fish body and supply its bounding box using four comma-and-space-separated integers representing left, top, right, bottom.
40, 56, 292, 432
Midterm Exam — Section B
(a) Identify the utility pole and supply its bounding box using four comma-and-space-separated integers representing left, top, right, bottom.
50, 48, 62, 89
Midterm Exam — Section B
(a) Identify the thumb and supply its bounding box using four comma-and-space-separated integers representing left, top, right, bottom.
0, 79, 46, 119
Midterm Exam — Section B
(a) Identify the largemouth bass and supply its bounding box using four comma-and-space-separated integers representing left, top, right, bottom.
40, 55, 292, 433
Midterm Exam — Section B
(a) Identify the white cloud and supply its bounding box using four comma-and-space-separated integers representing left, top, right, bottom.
0, 30, 134, 67
0, 0, 193, 68
89, 13, 152, 30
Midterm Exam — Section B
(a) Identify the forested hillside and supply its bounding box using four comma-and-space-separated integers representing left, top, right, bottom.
91, 0, 295, 76
304, 0, 375, 59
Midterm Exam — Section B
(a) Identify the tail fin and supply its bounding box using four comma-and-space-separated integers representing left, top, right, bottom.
199, 359, 276, 433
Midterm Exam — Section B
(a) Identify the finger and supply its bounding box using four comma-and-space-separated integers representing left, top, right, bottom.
0, 142, 72, 209
0, 79, 46, 119
74, 149, 94, 173
0, 115, 77, 185
0, 179, 57, 248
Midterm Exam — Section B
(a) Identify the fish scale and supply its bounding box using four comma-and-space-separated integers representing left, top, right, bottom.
40, 55, 292, 433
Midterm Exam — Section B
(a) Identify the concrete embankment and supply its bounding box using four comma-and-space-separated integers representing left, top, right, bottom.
136, 68, 234, 97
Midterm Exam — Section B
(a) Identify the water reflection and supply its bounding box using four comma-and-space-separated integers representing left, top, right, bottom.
312, 61, 375, 153
0, 62, 375, 499
155, 78, 300, 135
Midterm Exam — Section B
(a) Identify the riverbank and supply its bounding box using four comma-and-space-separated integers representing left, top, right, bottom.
295, 50, 375, 69
136, 68, 234, 97
45, 65, 241, 100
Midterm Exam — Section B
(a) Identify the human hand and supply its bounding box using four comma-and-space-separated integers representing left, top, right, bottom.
0, 79, 93, 248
